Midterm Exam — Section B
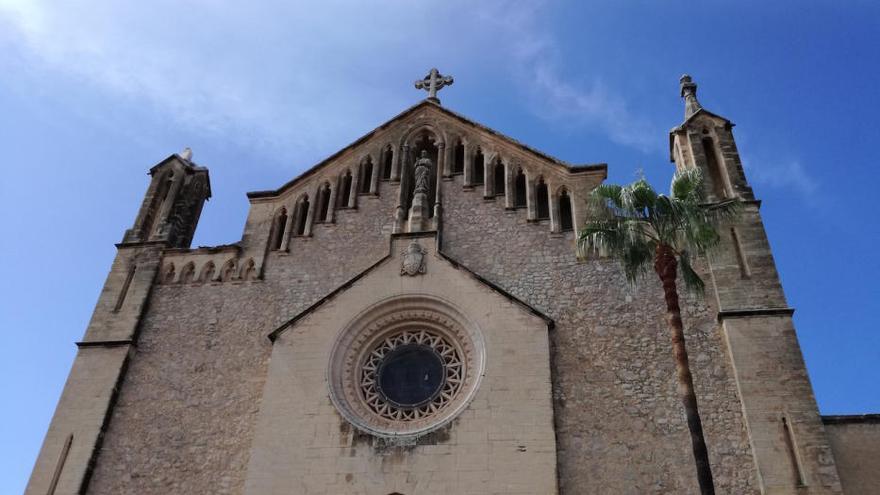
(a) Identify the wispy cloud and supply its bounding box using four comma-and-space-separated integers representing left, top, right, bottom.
742, 155, 818, 201
0, 0, 657, 160
471, 1, 659, 152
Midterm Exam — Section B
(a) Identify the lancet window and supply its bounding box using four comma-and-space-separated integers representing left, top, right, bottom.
536, 178, 550, 220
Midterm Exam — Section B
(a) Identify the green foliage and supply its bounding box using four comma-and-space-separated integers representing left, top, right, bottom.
579, 168, 741, 293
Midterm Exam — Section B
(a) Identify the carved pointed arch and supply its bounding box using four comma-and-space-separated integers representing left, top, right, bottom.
198, 261, 215, 283
179, 262, 196, 284
240, 258, 257, 281
161, 262, 176, 284
219, 259, 237, 282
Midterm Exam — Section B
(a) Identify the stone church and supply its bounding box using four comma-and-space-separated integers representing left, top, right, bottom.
27, 71, 878, 494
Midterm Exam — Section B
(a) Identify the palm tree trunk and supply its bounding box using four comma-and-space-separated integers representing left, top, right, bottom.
654, 243, 715, 495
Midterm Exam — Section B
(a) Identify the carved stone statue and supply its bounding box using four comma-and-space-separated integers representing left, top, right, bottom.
413, 150, 432, 195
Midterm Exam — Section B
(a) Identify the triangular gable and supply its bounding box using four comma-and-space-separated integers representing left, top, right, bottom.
266, 233, 553, 342
248, 100, 606, 200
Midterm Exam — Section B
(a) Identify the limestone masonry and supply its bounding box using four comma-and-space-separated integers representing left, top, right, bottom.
27, 74, 879, 494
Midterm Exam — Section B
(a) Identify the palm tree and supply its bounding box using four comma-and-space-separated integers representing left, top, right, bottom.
578, 168, 739, 495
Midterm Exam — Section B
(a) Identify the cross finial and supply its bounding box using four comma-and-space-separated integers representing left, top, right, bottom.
415, 68, 454, 104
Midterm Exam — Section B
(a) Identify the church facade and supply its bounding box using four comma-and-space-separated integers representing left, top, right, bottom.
27, 73, 879, 494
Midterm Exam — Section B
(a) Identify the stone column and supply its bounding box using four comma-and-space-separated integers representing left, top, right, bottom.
279, 207, 294, 250
442, 141, 453, 177
526, 173, 537, 221
303, 185, 319, 235
369, 153, 380, 194
463, 143, 473, 187
505, 162, 515, 209
326, 183, 338, 223
483, 155, 493, 198
349, 167, 359, 208
548, 187, 560, 233
436, 142, 447, 183
391, 144, 407, 182
434, 143, 444, 226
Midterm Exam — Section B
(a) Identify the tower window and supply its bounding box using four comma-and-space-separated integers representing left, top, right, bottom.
453, 141, 464, 174
494, 159, 505, 196
295, 195, 310, 236
559, 190, 573, 231
381, 146, 393, 180
702, 137, 728, 199
271, 208, 287, 250
316, 183, 331, 223
338, 170, 353, 207
472, 148, 484, 185
359, 158, 373, 194
514, 169, 527, 208
536, 178, 549, 219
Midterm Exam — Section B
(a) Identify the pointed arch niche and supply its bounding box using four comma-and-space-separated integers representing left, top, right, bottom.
400, 128, 440, 219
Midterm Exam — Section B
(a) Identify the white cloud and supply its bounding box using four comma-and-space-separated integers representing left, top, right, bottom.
742, 155, 818, 199
0, 0, 657, 161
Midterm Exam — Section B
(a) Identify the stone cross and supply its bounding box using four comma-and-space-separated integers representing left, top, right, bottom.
415, 68, 454, 103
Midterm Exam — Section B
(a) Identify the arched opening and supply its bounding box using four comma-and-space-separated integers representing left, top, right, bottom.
295, 195, 310, 235
493, 159, 506, 196
142, 170, 174, 238
702, 136, 728, 199
359, 158, 373, 194
162, 263, 176, 284
453, 140, 464, 174
179, 262, 195, 283
241, 259, 256, 281
403, 131, 439, 218
381, 146, 393, 180
316, 182, 331, 223
559, 189, 573, 232
271, 208, 287, 250
219, 259, 236, 282
514, 169, 527, 208
198, 261, 215, 283
472, 148, 484, 185
536, 178, 549, 220
338, 170, 353, 208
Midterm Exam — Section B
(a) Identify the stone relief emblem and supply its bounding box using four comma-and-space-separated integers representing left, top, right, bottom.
400, 241, 427, 276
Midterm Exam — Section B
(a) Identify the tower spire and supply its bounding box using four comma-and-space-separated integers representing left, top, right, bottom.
680, 74, 702, 119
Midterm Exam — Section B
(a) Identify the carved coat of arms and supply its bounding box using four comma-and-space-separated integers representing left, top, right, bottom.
400, 241, 427, 276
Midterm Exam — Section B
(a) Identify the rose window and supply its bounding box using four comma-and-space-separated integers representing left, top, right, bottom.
327, 298, 485, 438
360, 330, 463, 421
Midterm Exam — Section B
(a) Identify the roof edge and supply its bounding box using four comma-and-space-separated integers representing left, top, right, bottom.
249, 100, 607, 200
822, 414, 880, 425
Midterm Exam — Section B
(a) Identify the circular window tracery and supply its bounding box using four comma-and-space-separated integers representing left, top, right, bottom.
362, 330, 463, 420
327, 297, 484, 438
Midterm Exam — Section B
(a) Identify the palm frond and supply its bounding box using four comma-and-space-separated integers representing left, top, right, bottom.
671, 167, 705, 203
620, 178, 658, 216
678, 250, 705, 294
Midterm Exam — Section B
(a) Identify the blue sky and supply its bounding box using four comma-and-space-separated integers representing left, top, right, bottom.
1, 0, 878, 491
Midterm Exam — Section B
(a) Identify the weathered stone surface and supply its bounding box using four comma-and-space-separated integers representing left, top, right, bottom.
30, 92, 864, 494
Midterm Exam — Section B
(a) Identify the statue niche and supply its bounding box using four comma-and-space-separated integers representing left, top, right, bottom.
401, 131, 438, 232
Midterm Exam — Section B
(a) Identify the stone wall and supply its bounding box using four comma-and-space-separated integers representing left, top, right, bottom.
823, 416, 880, 494
87, 163, 761, 494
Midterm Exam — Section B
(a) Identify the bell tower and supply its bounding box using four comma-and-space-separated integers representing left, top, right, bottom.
25, 150, 210, 495
670, 74, 754, 202
670, 76, 844, 493
123, 148, 211, 248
